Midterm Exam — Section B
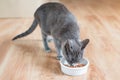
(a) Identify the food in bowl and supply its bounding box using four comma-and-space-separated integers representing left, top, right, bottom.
64, 63, 85, 68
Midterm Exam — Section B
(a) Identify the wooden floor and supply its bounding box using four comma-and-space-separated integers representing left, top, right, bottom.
0, 0, 120, 80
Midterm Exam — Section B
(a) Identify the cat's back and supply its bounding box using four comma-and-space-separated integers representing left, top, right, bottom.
34, 2, 70, 19
37, 2, 69, 14
34, 2, 79, 39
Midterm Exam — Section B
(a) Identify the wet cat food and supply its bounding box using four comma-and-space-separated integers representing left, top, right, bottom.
64, 64, 85, 68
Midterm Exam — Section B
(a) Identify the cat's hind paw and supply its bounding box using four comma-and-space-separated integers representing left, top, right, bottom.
45, 48, 51, 53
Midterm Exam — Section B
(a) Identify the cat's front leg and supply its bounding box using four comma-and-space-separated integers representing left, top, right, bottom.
53, 39, 62, 60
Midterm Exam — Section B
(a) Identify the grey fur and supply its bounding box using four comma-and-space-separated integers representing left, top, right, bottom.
12, 2, 89, 66
12, 19, 38, 40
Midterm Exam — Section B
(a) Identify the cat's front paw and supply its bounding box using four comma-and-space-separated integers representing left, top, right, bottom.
57, 56, 62, 60
47, 36, 53, 42
47, 39, 53, 42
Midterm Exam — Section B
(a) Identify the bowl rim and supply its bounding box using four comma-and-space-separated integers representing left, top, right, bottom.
60, 58, 89, 70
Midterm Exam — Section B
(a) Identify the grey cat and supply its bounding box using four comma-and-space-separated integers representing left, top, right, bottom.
12, 2, 89, 66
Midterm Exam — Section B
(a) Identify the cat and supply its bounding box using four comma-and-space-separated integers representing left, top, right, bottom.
12, 2, 89, 66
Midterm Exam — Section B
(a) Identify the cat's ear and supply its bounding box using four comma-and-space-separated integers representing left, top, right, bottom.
65, 39, 72, 46
63, 39, 74, 49
62, 39, 70, 47
62, 39, 72, 56
81, 39, 90, 50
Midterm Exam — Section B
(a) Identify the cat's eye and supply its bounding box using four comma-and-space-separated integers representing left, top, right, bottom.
70, 46, 73, 52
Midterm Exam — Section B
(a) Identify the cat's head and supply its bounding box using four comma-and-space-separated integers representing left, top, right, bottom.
62, 39, 89, 66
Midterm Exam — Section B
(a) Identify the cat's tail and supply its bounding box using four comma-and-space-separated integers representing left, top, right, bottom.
12, 19, 38, 40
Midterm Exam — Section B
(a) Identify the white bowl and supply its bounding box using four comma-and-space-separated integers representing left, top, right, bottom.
60, 58, 89, 76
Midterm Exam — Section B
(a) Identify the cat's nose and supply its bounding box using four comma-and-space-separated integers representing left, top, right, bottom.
69, 61, 74, 66
70, 63, 73, 66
